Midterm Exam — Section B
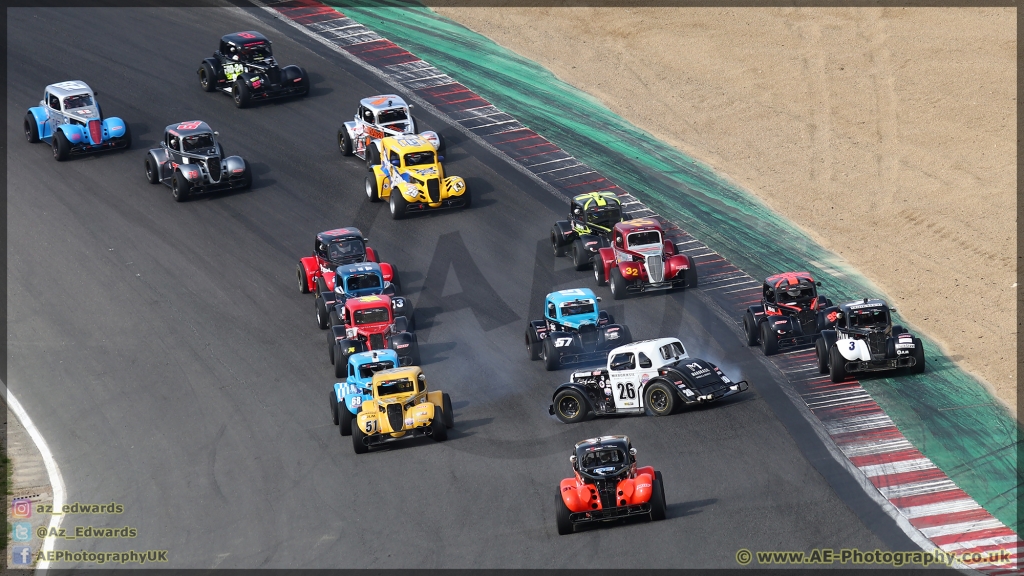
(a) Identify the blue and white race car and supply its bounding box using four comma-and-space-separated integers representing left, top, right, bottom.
318, 261, 411, 332
330, 349, 401, 436
525, 288, 632, 371
24, 81, 131, 161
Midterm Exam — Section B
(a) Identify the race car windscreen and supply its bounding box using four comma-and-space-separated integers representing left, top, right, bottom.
346, 273, 381, 292
848, 307, 888, 329
328, 239, 364, 263
182, 133, 215, 153
358, 361, 395, 379
376, 377, 415, 396
377, 108, 408, 124
587, 205, 621, 228
578, 448, 627, 474
560, 300, 595, 317
627, 231, 661, 248
242, 44, 272, 61
779, 287, 814, 305
353, 307, 390, 325
63, 94, 93, 110
659, 341, 686, 362
404, 151, 434, 166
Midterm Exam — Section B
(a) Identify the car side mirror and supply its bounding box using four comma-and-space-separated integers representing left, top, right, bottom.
408, 104, 413, 109
214, 131, 219, 136
629, 447, 637, 456
363, 237, 369, 242
815, 281, 822, 286
890, 307, 897, 312
437, 155, 444, 162
596, 297, 602, 302
94, 91, 99, 96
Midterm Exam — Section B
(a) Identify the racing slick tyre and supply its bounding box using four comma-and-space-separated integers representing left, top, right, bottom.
330, 391, 340, 425
434, 132, 446, 155
171, 170, 191, 202
145, 156, 160, 184
365, 144, 380, 171
232, 80, 251, 109
609, 267, 629, 300
24, 113, 39, 143
389, 189, 409, 220
431, 407, 448, 442
52, 129, 71, 161
329, 309, 342, 328
408, 341, 422, 366
644, 382, 676, 417
239, 159, 252, 189
364, 176, 381, 203
759, 321, 779, 356
910, 337, 926, 374
892, 324, 907, 336
352, 424, 368, 454
743, 312, 759, 346
334, 349, 347, 379
316, 296, 330, 330
829, 346, 848, 383
541, 337, 561, 371
683, 265, 698, 289
594, 262, 607, 286
525, 328, 542, 361
571, 239, 591, 271
551, 227, 570, 257
198, 62, 217, 92
815, 338, 830, 374
556, 490, 574, 535
619, 325, 634, 346
329, 341, 338, 366
316, 276, 329, 294
650, 472, 667, 521
296, 71, 310, 97
339, 129, 353, 156
442, 393, 455, 429
340, 404, 354, 436
552, 389, 588, 424
297, 264, 310, 294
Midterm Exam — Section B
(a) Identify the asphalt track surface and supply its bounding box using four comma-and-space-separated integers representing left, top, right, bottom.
7, 6, 920, 569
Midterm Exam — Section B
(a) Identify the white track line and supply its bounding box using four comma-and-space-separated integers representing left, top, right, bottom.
2, 382, 65, 574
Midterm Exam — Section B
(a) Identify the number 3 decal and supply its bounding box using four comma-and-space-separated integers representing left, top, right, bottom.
848, 341, 856, 351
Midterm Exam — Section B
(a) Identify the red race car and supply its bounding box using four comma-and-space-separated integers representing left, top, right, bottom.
328, 294, 418, 378
556, 435, 666, 535
594, 219, 697, 299
742, 272, 837, 356
296, 227, 396, 294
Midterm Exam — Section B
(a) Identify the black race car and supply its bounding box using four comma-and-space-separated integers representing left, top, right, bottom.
742, 271, 836, 356
816, 298, 926, 382
550, 191, 627, 270
198, 31, 309, 108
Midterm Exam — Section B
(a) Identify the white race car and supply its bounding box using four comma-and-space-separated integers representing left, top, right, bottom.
337, 94, 443, 167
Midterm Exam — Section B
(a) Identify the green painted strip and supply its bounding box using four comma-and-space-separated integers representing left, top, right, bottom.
330, 0, 1020, 532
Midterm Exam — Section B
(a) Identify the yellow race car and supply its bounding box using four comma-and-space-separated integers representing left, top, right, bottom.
352, 366, 454, 453
364, 135, 469, 219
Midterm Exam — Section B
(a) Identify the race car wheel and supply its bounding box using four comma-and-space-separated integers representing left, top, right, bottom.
390, 189, 409, 220
52, 129, 71, 161
24, 113, 39, 143
644, 382, 675, 417
339, 129, 353, 156
650, 472, 667, 521
892, 324, 907, 336
239, 159, 252, 189
743, 312, 759, 346
551, 228, 569, 257
910, 337, 926, 374
364, 176, 381, 203
329, 309, 342, 328
555, 490, 574, 535
233, 80, 251, 109
594, 262, 607, 286
198, 62, 217, 92
434, 132, 446, 155
815, 338, 829, 374
296, 69, 310, 96
334, 348, 347, 379
352, 423, 368, 454
442, 393, 454, 429
829, 345, 848, 383
609, 267, 629, 300
329, 340, 338, 366
316, 276, 329, 294
525, 328, 541, 361
330, 391, 340, 425
683, 265, 698, 289
431, 407, 448, 442
145, 156, 160, 184
553, 389, 587, 424
340, 404, 354, 436
571, 240, 592, 271
760, 321, 779, 356
408, 341, 422, 366
315, 296, 330, 330
619, 325, 634, 346
297, 264, 310, 294
171, 171, 190, 202
541, 337, 560, 371
365, 144, 380, 171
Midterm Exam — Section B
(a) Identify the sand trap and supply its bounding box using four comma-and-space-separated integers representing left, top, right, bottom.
434, 6, 1017, 414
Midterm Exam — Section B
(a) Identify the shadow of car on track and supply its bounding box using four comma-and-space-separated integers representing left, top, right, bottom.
236, 71, 332, 108
567, 498, 715, 535
417, 341, 457, 365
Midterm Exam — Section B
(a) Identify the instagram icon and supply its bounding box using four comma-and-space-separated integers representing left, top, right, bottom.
12, 498, 32, 518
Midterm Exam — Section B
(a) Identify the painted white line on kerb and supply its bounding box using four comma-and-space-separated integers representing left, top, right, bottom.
2, 382, 66, 574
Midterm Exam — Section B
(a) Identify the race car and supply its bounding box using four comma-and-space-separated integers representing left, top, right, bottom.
525, 288, 632, 371
315, 261, 410, 331
330, 349, 400, 436
352, 366, 454, 454
25, 80, 131, 161
555, 435, 666, 535
594, 218, 698, 299
197, 31, 309, 108
365, 135, 469, 219
329, 294, 418, 377
549, 338, 748, 424
296, 227, 389, 295
338, 94, 443, 165
815, 298, 926, 383
144, 121, 251, 202
742, 272, 836, 356
550, 192, 628, 270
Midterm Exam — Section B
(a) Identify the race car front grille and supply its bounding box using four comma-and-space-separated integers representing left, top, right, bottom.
426, 178, 441, 203
268, 67, 281, 85
369, 333, 385, 350
578, 324, 597, 348
796, 310, 816, 335
88, 120, 102, 145
646, 254, 664, 283
386, 403, 404, 431
595, 480, 618, 509
207, 157, 222, 182
868, 332, 887, 356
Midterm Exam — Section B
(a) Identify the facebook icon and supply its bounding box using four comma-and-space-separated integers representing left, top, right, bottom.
12, 545, 32, 566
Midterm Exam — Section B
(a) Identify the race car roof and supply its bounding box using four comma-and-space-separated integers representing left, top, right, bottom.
765, 271, 816, 289
572, 191, 621, 208
574, 435, 630, 453
840, 298, 889, 311
381, 134, 434, 153
348, 348, 399, 367
317, 227, 365, 243
614, 218, 663, 235
344, 294, 392, 311
360, 94, 408, 111
336, 261, 382, 277
164, 121, 213, 137
371, 365, 422, 385
546, 288, 598, 306
221, 31, 270, 47
46, 80, 93, 97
